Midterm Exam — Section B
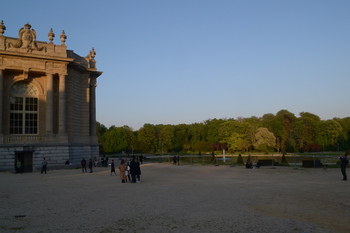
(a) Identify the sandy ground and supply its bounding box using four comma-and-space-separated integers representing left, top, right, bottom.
0, 163, 349, 233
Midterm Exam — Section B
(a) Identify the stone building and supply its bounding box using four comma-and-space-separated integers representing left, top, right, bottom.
0, 21, 102, 172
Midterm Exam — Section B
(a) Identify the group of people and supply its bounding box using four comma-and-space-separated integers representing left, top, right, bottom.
101, 156, 109, 167
117, 156, 141, 183
80, 158, 93, 173
245, 160, 260, 169
80, 156, 142, 183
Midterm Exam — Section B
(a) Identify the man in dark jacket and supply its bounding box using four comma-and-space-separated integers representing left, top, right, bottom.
339, 154, 349, 181
129, 156, 137, 183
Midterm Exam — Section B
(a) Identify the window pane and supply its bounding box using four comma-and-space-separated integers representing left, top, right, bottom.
10, 96, 38, 135
25, 97, 38, 111
25, 113, 38, 134
10, 97, 23, 111
10, 113, 23, 134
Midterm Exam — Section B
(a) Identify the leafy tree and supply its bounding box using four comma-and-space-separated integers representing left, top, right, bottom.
254, 127, 276, 153
242, 116, 262, 151
138, 124, 158, 153
96, 110, 350, 154
96, 121, 107, 139
226, 132, 245, 152
334, 117, 350, 151
173, 124, 190, 152
205, 118, 226, 143
193, 141, 212, 152
102, 125, 134, 153
158, 125, 175, 152
294, 112, 320, 152
274, 110, 297, 153
188, 123, 205, 152
261, 113, 276, 133
324, 120, 343, 150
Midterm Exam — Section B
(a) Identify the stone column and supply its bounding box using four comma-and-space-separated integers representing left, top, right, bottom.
0, 69, 3, 135
58, 74, 67, 134
90, 77, 97, 137
46, 73, 54, 135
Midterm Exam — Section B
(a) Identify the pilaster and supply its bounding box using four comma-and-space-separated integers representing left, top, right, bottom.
58, 74, 68, 142
46, 73, 54, 136
90, 77, 97, 139
0, 69, 3, 143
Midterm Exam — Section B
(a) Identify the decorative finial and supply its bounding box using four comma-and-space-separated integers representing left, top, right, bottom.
48, 28, 55, 43
60, 30, 67, 44
24, 22, 31, 29
0, 20, 6, 36
89, 47, 96, 59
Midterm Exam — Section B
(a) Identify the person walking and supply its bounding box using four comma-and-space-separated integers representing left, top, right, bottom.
135, 158, 141, 182
88, 159, 93, 173
110, 160, 116, 176
339, 154, 349, 181
41, 157, 47, 174
129, 156, 137, 183
118, 159, 127, 183
81, 158, 87, 173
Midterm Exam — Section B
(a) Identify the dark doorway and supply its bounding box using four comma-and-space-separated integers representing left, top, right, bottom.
15, 151, 33, 173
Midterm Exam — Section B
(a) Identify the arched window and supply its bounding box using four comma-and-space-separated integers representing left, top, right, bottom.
10, 82, 38, 134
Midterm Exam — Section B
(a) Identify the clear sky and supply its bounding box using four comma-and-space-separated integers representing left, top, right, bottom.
2, 0, 350, 130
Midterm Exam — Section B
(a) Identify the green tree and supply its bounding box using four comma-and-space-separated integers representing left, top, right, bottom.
102, 125, 134, 153
242, 116, 262, 151
254, 127, 276, 153
294, 112, 320, 151
188, 123, 205, 152
324, 120, 343, 150
158, 125, 175, 152
205, 118, 226, 143
173, 124, 190, 152
334, 117, 350, 151
138, 124, 158, 153
193, 141, 212, 152
226, 132, 245, 152
274, 110, 297, 153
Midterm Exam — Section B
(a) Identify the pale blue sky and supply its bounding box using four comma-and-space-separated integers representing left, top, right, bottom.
2, 0, 350, 130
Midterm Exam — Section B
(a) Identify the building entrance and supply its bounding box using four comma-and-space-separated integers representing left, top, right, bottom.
15, 151, 33, 173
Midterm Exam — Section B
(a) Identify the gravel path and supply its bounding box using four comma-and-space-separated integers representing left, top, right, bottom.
1, 163, 349, 233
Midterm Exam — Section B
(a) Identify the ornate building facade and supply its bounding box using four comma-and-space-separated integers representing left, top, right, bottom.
0, 21, 102, 172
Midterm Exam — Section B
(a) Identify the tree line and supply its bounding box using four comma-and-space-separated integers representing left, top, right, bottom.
96, 109, 350, 154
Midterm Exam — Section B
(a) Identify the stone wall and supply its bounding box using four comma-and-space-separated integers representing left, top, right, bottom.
0, 143, 99, 172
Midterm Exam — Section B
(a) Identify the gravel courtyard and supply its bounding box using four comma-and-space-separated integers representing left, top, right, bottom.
1, 163, 349, 233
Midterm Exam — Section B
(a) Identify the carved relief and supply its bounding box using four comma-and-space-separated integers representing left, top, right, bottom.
3, 57, 46, 70
7, 23, 46, 52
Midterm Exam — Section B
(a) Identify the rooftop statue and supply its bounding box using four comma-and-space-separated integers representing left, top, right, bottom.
7, 22, 45, 52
